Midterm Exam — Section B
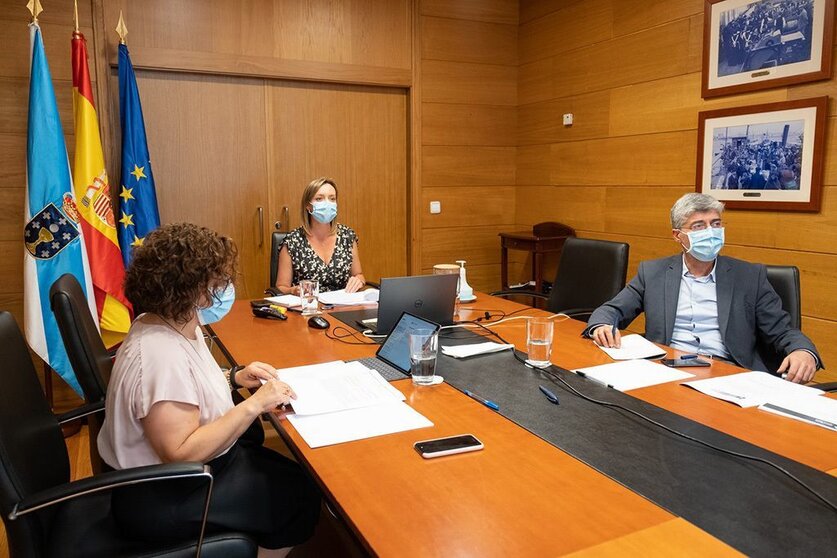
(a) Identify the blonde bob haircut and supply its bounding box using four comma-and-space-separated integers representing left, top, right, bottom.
300, 177, 338, 235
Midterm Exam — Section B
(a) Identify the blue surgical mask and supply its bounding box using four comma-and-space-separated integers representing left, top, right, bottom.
683, 228, 724, 262
309, 200, 337, 224
198, 283, 235, 325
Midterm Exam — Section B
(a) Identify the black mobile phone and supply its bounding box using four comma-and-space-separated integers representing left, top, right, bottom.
661, 358, 710, 367
250, 299, 272, 308
414, 434, 483, 459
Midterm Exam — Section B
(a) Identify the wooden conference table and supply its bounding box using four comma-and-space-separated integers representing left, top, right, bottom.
208, 294, 837, 556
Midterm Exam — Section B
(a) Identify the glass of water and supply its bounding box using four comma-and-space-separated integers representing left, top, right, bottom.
409, 329, 438, 386
526, 317, 553, 367
299, 279, 319, 316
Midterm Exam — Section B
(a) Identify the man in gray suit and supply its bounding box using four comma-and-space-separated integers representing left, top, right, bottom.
586, 193, 820, 383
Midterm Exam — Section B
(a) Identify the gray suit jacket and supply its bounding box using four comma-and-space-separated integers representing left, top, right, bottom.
586, 255, 821, 371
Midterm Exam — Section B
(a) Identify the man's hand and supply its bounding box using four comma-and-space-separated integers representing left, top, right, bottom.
777, 350, 817, 384
592, 324, 621, 349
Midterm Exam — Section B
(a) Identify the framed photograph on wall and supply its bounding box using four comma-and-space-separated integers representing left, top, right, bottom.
696, 96, 827, 211
702, 0, 834, 98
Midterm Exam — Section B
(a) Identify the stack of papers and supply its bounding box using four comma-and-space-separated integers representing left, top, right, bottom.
276, 361, 432, 448
595, 334, 666, 360
760, 394, 837, 432
683, 371, 824, 408
574, 359, 695, 391
441, 342, 513, 359
317, 288, 379, 306
265, 294, 302, 308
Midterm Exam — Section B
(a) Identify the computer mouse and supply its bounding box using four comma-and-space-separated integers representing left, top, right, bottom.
308, 316, 330, 330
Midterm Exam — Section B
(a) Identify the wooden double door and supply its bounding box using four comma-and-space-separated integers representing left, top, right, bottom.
132, 70, 408, 298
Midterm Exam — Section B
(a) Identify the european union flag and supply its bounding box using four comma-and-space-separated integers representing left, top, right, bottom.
117, 43, 160, 267
24, 23, 96, 397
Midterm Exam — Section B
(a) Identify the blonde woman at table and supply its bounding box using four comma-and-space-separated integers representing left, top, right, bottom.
275, 177, 365, 294
98, 223, 320, 557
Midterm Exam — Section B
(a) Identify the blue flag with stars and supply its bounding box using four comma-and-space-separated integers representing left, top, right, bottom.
117, 43, 160, 266
24, 23, 96, 397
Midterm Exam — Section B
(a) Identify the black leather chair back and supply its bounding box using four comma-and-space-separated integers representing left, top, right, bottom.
547, 237, 630, 320
0, 311, 70, 557
49, 273, 111, 403
765, 265, 801, 330
269, 231, 289, 288
758, 265, 801, 373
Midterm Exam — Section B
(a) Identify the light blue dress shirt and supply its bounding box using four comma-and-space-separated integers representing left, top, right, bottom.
670, 257, 731, 360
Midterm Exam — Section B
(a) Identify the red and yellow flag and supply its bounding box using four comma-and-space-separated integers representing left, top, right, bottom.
71, 31, 132, 347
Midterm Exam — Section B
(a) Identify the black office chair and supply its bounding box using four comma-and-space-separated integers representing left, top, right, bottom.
0, 311, 257, 558
492, 237, 630, 322
268, 231, 289, 292
758, 265, 801, 373
50, 273, 113, 474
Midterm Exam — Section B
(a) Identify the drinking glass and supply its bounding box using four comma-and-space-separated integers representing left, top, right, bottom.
526, 317, 553, 367
409, 329, 438, 385
299, 279, 319, 316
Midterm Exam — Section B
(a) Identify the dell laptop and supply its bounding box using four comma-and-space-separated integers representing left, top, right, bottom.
360, 274, 458, 335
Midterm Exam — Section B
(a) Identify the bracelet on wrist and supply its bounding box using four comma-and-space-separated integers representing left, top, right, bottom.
228, 365, 244, 390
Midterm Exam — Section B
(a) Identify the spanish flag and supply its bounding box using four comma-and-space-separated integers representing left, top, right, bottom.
71, 31, 132, 347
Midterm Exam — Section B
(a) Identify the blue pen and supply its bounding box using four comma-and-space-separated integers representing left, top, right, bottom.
539, 385, 560, 405
680, 354, 698, 360
611, 324, 618, 337
463, 390, 500, 411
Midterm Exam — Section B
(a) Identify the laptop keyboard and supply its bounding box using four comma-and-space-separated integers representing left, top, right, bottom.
352, 357, 409, 382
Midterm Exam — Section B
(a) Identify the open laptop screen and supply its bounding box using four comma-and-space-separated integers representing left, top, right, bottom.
376, 312, 441, 373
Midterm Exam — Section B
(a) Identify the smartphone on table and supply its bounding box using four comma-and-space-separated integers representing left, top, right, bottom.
414, 434, 483, 459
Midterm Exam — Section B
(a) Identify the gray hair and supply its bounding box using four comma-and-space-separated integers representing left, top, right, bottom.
670, 193, 724, 229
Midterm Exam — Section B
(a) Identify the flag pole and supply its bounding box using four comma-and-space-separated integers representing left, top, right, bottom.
26, 0, 42, 23
116, 10, 128, 45
73, 0, 79, 33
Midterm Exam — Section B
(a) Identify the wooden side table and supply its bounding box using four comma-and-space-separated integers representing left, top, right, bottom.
499, 223, 574, 303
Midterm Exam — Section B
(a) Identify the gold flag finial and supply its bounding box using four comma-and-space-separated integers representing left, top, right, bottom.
26, 0, 43, 23
115, 10, 128, 45
73, 0, 79, 32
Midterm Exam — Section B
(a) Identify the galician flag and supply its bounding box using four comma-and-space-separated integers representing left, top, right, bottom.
24, 21, 95, 397
117, 42, 160, 265
72, 30, 133, 348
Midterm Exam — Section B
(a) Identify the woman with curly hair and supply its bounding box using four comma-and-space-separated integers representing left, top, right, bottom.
98, 223, 319, 557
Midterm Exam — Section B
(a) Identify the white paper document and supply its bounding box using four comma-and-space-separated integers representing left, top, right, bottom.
277, 361, 403, 416
595, 334, 667, 360
683, 371, 824, 408
574, 359, 695, 392
759, 394, 837, 432
317, 288, 379, 306
265, 294, 302, 308
441, 341, 514, 359
286, 402, 433, 448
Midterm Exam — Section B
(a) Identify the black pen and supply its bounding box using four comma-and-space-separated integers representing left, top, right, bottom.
539, 385, 559, 405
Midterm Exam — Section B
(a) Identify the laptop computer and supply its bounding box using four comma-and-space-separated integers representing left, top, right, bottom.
359, 274, 458, 335
353, 312, 441, 381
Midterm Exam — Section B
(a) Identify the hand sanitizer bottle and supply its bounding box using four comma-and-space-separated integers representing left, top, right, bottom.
456, 260, 475, 302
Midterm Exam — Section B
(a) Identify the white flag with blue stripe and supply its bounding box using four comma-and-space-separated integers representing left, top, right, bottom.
24, 22, 95, 397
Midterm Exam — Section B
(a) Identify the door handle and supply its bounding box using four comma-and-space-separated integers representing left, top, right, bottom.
258, 207, 264, 247
275, 206, 290, 231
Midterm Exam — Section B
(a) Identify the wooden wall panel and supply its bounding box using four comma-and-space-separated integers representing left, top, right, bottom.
422, 146, 516, 186
422, 103, 517, 146
516, 2, 837, 369
421, 0, 518, 25
421, 60, 516, 106
421, 16, 517, 65
418, 3, 517, 291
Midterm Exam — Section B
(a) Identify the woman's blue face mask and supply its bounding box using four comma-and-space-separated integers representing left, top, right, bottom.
198, 283, 235, 325
309, 200, 337, 224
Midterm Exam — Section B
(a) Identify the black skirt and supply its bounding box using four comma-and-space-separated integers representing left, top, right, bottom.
112, 442, 321, 549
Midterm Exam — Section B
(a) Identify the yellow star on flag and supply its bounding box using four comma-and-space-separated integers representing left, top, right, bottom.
130, 164, 147, 181
119, 212, 134, 228
120, 185, 134, 202
131, 235, 144, 247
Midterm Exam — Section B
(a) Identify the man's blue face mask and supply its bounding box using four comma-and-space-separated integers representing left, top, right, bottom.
309, 200, 337, 224
198, 283, 236, 325
683, 227, 725, 262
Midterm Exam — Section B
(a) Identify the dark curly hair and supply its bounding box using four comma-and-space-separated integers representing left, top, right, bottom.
125, 223, 238, 323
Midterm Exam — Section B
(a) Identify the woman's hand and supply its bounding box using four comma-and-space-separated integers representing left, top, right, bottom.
234, 361, 277, 388
249, 380, 297, 414
345, 275, 364, 293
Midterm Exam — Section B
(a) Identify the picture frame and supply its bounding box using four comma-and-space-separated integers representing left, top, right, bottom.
702, 0, 834, 98
696, 96, 827, 211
